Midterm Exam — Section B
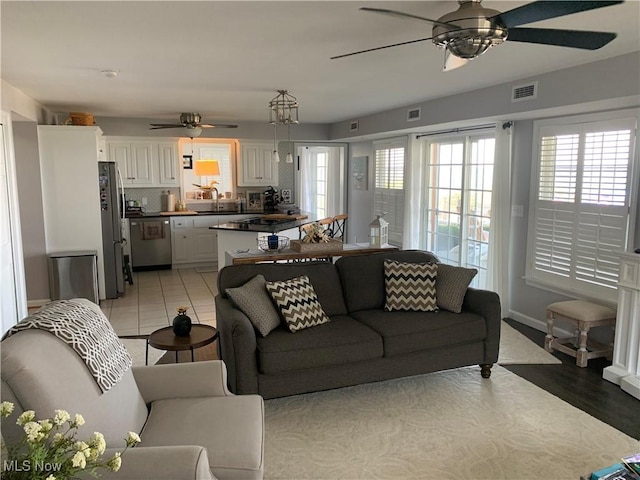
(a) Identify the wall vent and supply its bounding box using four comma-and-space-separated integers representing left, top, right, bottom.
349, 120, 359, 132
407, 107, 421, 122
512, 82, 538, 102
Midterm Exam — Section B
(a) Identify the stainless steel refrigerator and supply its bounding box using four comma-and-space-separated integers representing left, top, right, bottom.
98, 161, 125, 298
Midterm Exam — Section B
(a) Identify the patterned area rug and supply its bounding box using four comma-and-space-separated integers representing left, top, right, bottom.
264, 365, 638, 479
120, 338, 165, 367
498, 321, 561, 365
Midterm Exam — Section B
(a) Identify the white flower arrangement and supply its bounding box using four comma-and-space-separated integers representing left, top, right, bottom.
1, 401, 140, 479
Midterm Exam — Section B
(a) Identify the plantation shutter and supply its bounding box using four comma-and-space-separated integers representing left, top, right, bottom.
528, 116, 636, 301
374, 138, 406, 246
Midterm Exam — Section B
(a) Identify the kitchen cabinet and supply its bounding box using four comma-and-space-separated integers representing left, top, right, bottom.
171, 216, 219, 268
157, 142, 179, 186
108, 141, 154, 185
238, 143, 278, 186
106, 138, 179, 187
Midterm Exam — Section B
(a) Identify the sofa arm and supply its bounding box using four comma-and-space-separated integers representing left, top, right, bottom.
462, 287, 502, 364
101, 445, 214, 480
132, 360, 232, 404
215, 295, 260, 395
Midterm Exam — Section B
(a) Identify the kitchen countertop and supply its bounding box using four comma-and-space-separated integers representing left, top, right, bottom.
210, 213, 321, 234
125, 210, 255, 218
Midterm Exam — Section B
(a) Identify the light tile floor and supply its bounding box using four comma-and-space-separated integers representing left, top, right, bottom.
100, 268, 219, 336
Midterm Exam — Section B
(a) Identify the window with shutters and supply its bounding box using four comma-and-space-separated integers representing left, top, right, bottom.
526, 113, 637, 302
374, 139, 406, 246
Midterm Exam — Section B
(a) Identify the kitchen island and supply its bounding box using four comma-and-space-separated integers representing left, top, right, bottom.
210, 214, 321, 268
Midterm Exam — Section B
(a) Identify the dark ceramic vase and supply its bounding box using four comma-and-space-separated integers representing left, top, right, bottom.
172, 307, 192, 337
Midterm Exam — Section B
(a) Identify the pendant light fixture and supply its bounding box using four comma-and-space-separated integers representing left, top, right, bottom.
269, 90, 299, 163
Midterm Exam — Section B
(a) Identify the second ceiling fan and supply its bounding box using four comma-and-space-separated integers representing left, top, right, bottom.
332, 0, 622, 71
149, 113, 238, 138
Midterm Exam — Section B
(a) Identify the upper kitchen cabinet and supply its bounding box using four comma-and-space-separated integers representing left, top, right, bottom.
157, 142, 179, 186
106, 138, 179, 187
238, 142, 278, 187
108, 141, 153, 185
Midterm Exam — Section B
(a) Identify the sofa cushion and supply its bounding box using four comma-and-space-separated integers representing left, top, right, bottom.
436, 264, 478, 313
218, 262, 348, 316
225, 274, 281, 337
351, 309, 486, 357
256, 315, 383, 374
336, 250, 439, 312
384, 260, 438, 312
266, 275, 331, 332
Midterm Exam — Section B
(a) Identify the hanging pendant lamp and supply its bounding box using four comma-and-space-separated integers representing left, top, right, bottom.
268, 90, 299, 164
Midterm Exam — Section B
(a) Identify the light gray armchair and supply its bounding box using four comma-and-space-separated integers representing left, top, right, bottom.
1, 299, 264, 480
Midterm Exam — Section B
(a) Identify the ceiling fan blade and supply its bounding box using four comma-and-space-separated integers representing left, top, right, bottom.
200, 124, 238, 128
507, 28, 617, 50
491, 1, 624, 29
443, 50, 469, 72
360, 7, 460, 29
331, 36, 433, 60
149, 124, 183, 129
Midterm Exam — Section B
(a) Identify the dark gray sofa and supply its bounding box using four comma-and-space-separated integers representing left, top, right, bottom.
215, 250, 501, 399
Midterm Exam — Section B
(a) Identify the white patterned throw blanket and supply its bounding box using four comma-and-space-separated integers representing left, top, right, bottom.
2, 299, 132, 393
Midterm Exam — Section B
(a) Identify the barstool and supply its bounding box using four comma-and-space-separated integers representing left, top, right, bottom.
545, 300, 616, 367
329, 213, 348, 240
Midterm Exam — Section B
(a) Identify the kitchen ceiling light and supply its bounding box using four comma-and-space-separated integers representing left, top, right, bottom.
183, 126, 203, 138
269, 90, 299, 163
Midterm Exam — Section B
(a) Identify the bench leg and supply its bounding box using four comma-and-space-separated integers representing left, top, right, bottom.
480, 364, 492, 378
545, 311, 555, 352
576, 321, 590, 367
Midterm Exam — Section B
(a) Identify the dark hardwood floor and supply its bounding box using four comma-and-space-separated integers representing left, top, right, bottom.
503, 318, 640, 440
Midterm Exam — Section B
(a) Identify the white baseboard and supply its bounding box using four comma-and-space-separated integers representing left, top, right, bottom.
508, 310, 574, 338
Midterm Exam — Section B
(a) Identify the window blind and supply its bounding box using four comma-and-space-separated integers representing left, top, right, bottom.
528, 116, 636, 300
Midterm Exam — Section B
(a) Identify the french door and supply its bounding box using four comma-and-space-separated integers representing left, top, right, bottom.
297, 144, 346, 220
424, 135, 495, 288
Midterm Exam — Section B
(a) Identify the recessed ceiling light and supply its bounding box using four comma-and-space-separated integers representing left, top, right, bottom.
101, 69, 118, 78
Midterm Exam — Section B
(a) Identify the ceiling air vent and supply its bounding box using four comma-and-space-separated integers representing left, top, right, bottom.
407, 107, 421, 122
512, 82, 538, 102
349, 120, 359, 132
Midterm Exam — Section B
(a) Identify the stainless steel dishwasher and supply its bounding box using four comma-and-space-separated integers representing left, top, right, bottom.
130, 217, 172, 270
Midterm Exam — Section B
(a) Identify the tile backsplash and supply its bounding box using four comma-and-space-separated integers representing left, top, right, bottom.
124, 187, 180, 213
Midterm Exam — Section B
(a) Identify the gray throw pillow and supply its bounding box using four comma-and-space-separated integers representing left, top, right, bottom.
384, 260, 438, 312
266, 275, 330, 332
435, 264, 478, 313
225, 275, 281, 337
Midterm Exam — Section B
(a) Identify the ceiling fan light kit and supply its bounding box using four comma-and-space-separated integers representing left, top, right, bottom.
333, 0, 622, 68
432, 1, 507, 59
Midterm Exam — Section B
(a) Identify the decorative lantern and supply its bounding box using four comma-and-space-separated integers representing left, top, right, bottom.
369, 215, 389, 247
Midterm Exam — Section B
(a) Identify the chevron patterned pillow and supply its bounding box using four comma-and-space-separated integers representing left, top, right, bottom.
266, 275, 331, 332
384, 260, 438, 312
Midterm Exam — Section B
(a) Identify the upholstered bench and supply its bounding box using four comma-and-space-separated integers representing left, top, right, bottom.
545, 300, 617, 367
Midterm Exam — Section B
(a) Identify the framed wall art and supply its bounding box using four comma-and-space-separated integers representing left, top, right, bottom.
182, 155, 193, 169
247, 190, 264, 212
351, 156, 368, 190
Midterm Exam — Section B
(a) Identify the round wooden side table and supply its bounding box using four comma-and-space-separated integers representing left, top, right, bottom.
147, 324, 218, 364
